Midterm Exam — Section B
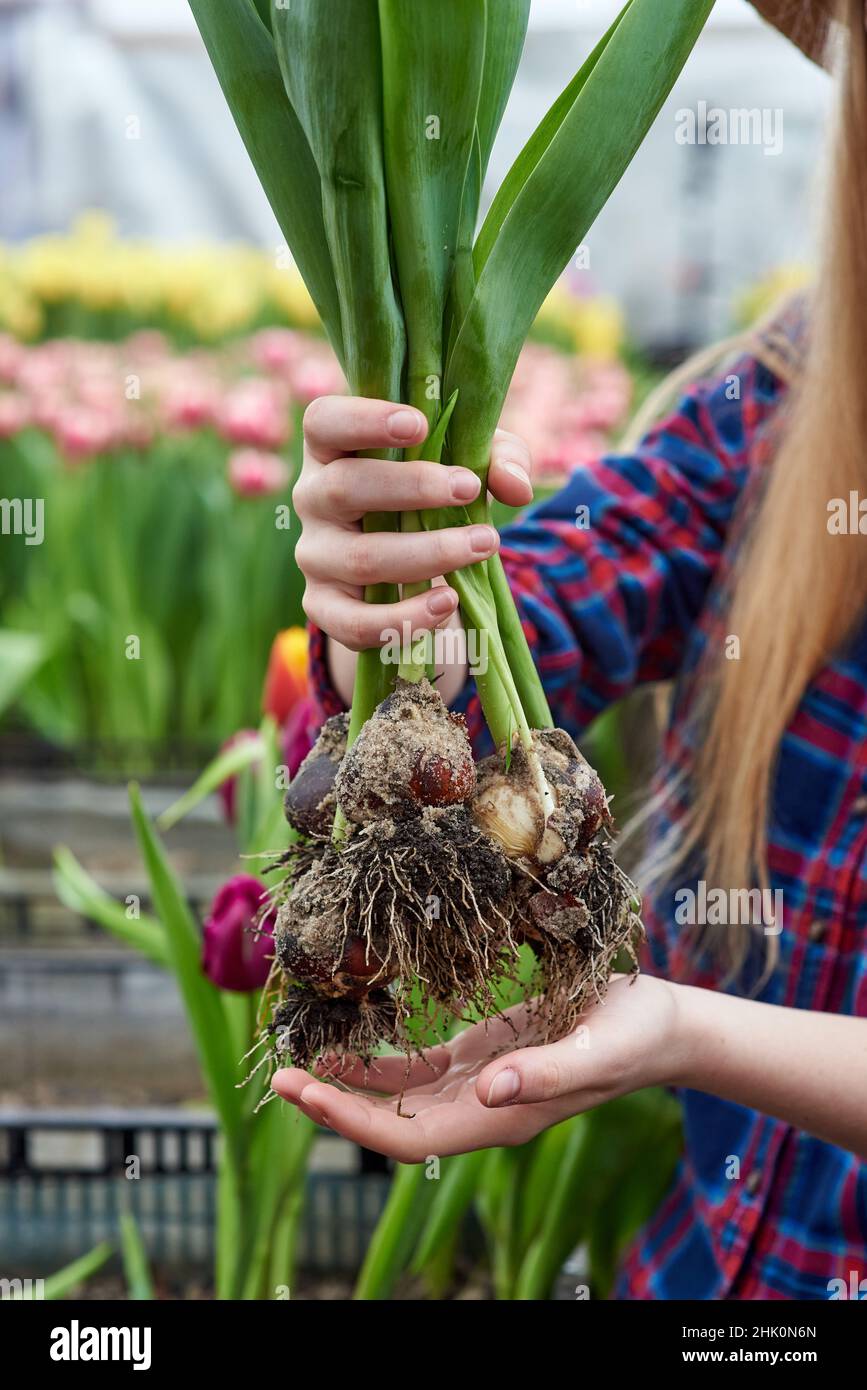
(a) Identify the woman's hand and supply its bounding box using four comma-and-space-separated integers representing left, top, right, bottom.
271, 975, 682, 1162
273, 973, 867, 1162
293, 395, 533, 655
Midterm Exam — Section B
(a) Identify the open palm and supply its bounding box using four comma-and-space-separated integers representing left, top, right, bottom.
271, 976, 676, 1162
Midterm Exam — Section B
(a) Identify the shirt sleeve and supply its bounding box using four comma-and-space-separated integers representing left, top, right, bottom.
308, 353, 785, 752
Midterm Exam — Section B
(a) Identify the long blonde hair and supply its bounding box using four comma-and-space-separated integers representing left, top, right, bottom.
638, 0, 867, 980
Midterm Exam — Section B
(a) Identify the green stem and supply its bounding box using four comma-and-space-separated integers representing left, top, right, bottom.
334, 512, 400, 845
397, 513, 430, 684
397, 386, 454, 684
487, 552, 553, 730
446, 562, 531, 752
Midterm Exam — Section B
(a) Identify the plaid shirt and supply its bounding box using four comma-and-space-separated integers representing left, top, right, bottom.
308, 312, 867, 1301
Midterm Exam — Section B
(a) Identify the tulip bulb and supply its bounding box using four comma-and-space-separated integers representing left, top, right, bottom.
336, 678, 475, 825
471, 766, 546, 859
472, 727, 611, 867
284, 711, 348, 837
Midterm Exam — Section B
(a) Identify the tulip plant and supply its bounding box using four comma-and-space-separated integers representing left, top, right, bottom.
52, 712, 681, 1299
190, 0, 715, 1068
192, 0, 713, 744
0, 331, 314, 760
53, 724, 314, 1300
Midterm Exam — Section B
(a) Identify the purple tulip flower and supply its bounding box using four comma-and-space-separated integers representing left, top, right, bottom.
202, 874, 275, 993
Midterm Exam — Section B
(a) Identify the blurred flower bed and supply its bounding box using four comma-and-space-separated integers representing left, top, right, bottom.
734, 263, 808, 327
0, 217, 634, 769
0, 211, 627, 361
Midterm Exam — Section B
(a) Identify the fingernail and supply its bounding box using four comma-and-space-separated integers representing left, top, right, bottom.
486, 1069, 520, 1107
427, 587, 457, 617
387, 409, 422, 441
451, 470, 481, 502
502, 460, 532, 493
470, 525, 498, 555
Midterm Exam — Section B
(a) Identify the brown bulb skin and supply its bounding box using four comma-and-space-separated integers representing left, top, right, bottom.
276, 924, 394, 999
284, 752, 340, 837
283, 712, 348, 837
335, 678, 476, 824
525, 890, 590, 945
409, 749, 475, 808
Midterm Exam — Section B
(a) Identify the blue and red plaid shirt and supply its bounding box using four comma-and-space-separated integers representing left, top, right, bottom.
308, 307, 867, 1300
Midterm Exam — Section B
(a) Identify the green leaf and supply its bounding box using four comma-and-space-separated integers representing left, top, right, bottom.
449, 130, 483, 348
0, 630, 47, 715
53, 847, 169, 968
128, 783, 243, 1149
411, 1150, 487, 1276
216, 1144, 245, 1300
425, 390, 459, 464
40, 1242, 114, 1301
187, 0, 344, 357
513, 1091, 682, 1299
354, 1162, 435, 1300
249, 0, 271, 31
119, 1209, 155, 1301
241, 1101, 316, 1299
477, 0, 531, 178
447, 0, 716, 479
378, 0, 486, 424
586, 1093, 682, 1296
251, 715, 287, 854
474, 2, 633, 275
476, 1142, 536, 1299
516, 1119, 574, 1253
271, 0, 404, 400
512, 1115, 593, 1300
157, 733, 266, 832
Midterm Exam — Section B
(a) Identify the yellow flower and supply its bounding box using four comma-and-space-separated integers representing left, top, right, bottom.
570, 297, 623, 360
536, 286, 623, 361
736, 264, 810, 327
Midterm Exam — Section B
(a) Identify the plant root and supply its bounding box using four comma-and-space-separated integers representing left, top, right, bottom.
520, 840, 643, 1043
334, 806, 518, 1014
268, 985, 402, 1070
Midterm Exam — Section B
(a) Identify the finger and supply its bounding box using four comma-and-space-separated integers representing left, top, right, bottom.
286, 1079, 552, 1161
303, 396, 428, 464
300, 524, 499, 587
269, 1068, 333, 1126
301, 582, 460, 652
296, 1098, 331, 1128
314, 1046, 452, 1093
476, 1034, 593, 1108
489, 431, 533, 508
299, 457, 481, 523
493, 426, 533, 465
267, 1066, 316, 1104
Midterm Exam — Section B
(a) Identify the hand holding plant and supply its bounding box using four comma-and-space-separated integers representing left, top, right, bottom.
190, 0, 716, 1073
271, 975, 681, 1162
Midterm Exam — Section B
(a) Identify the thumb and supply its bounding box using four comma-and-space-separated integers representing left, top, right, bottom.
476, 1036, 586, 1109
